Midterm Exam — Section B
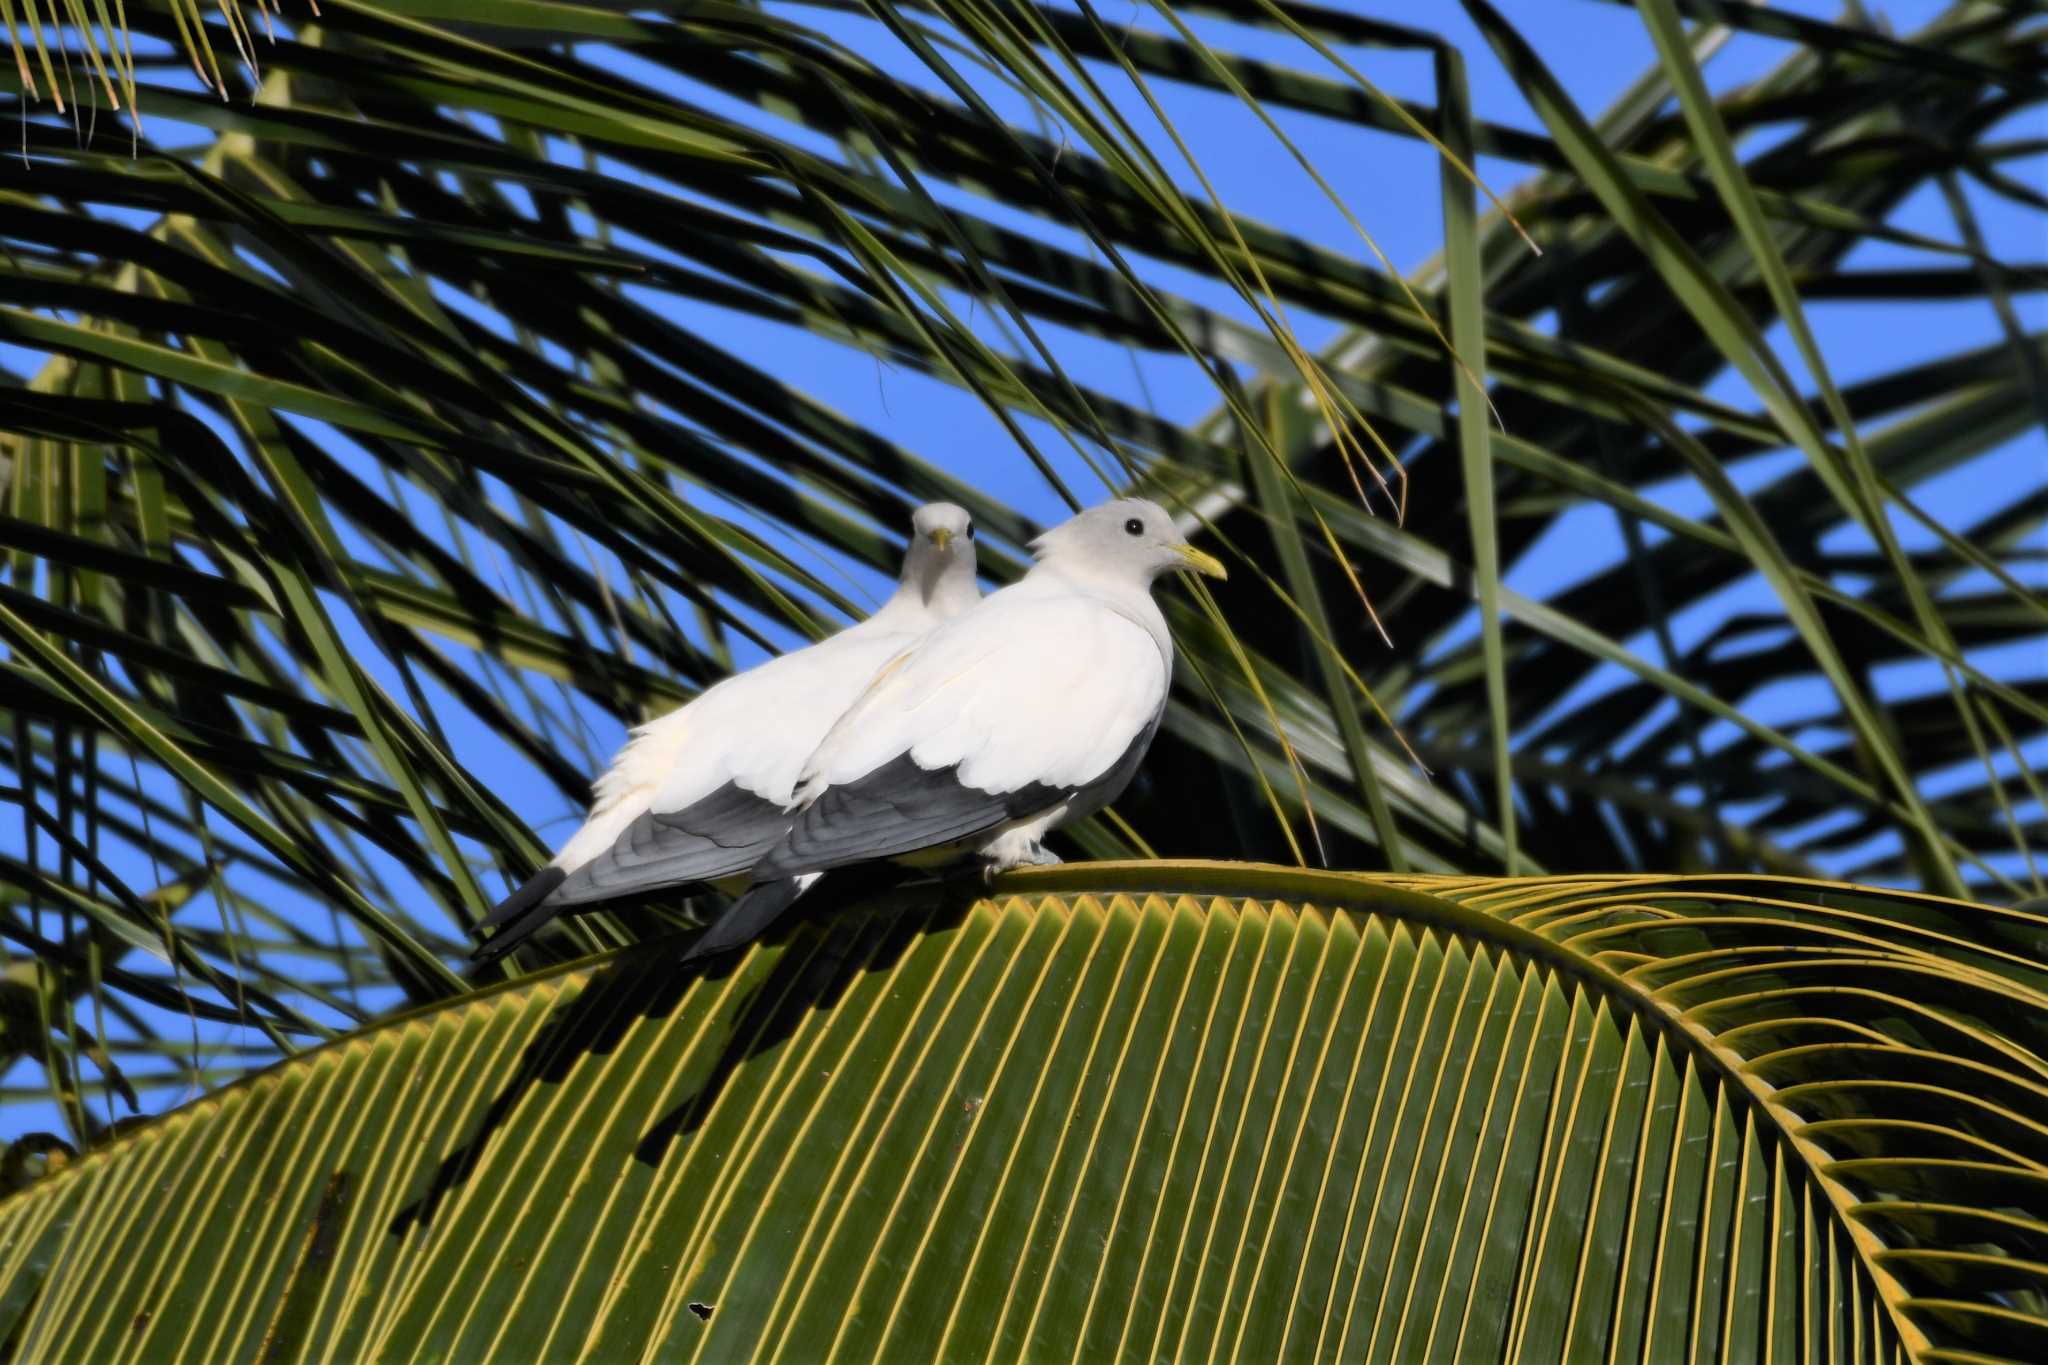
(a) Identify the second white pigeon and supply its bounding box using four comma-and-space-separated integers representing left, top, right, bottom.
473, 501, 980, 962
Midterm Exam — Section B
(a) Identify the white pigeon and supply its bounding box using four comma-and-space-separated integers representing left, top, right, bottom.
682, 497, 1225, 960
473, 502, 980, 962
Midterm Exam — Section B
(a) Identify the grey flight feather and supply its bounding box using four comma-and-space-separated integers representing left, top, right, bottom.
471, 782, 790, 962
552, 782, 791, 906
470, 865, 569, 964
752, 753, 1068, 882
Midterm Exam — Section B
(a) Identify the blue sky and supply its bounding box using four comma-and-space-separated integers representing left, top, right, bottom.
2, 0, 2042, 1136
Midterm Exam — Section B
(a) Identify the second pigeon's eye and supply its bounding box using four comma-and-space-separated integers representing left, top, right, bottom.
1123, 517, 1144, 536
965, 524, 975, 540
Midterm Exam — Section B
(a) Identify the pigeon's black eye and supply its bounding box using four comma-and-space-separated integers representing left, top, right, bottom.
964, 523, 975, 540
1123, 517, 1145, 537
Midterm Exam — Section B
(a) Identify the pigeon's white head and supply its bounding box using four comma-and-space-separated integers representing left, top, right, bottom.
910, 501, 974, 555
899, 501, 980, 612
1029, 498, 1227, 588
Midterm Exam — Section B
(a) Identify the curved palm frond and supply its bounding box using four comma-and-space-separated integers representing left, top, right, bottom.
0, 868, 2042, 1361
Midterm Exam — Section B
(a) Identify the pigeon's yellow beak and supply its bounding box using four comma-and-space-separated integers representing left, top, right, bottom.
928, 528, 954, 553
1171, 543, 1228, 580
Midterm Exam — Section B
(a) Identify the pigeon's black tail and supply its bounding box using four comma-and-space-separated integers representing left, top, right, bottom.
471, 866, 568, 964
680, 877, 807, 964
682, 862, 928, 965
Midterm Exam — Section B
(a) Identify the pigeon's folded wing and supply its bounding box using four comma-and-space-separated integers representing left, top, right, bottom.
473, 629, 918, 961
756, 594, 1166, 878
544, 782, 793, 906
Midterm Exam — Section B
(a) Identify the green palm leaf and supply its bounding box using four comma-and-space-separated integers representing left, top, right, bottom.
0, 868, 2042, 1361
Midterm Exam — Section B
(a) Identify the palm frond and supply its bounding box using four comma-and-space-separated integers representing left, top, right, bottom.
1, 869, 2042, 1360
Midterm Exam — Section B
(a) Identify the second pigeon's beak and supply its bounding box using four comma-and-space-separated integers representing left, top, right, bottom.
928, 528, 954, 553
1171, 543, 1228, 580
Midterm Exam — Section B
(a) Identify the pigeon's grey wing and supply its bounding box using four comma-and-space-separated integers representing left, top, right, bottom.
472, 783, 789, 962
754, 753, 1071, 880
754, 714, 1161, 882
549, 782, 791, 906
